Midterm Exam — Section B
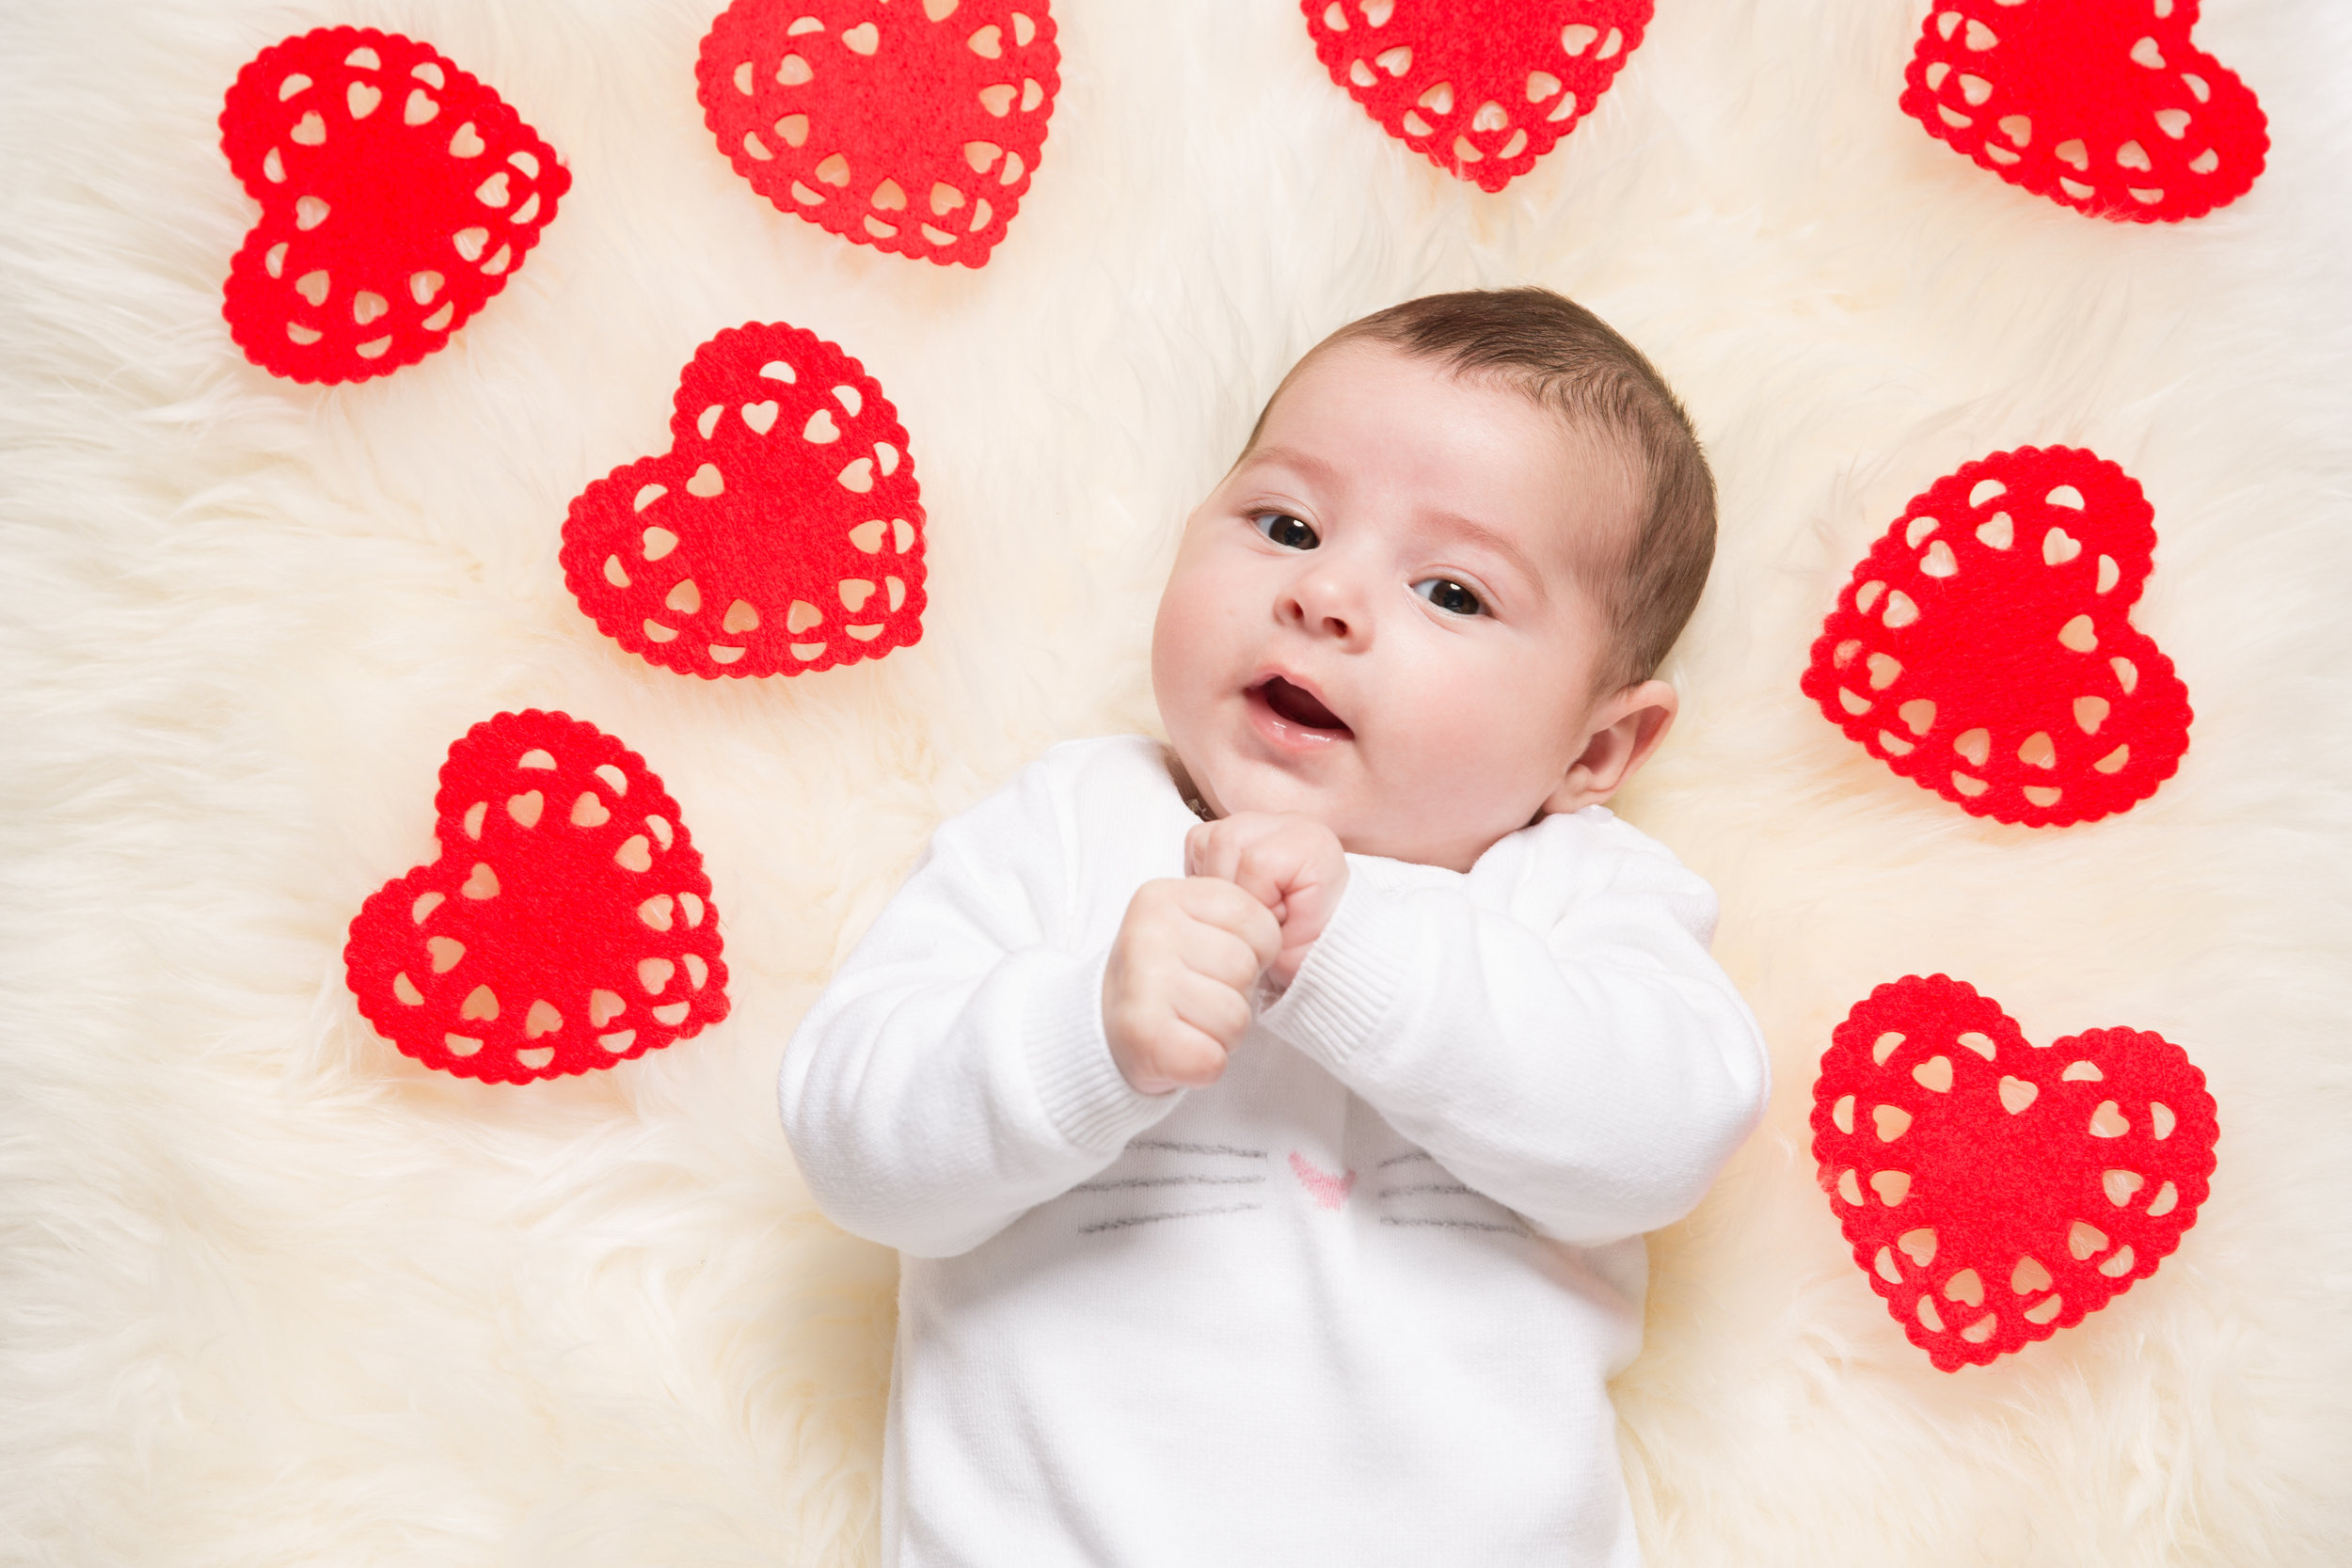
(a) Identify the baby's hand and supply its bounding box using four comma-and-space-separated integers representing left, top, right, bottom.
1103, 878, 1280, 1094
1185, 813, 1349, 990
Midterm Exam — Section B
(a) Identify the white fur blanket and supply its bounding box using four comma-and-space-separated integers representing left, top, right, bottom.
5, 1, 2348, 1561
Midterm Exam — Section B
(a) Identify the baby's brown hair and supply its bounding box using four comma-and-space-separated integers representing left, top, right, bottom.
1247, 287, 1716, 693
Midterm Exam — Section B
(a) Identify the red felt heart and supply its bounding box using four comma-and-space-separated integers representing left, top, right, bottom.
1303, 0, 1650, 193
560, 323, 926, 680
1900, 0, 2267, 223
697, 0, 1058, 267
219, 27, 569, 383
1813, 975, 2217, 1371
344, 711, 728, 1085
1801, 446, 2190, 828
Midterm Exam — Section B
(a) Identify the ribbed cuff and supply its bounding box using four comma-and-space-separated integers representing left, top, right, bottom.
1259, 855, 1422, 1072
1023, 945, 1179, 1152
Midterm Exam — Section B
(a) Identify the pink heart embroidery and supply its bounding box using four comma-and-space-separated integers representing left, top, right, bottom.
1290, 1150, 1359, 1210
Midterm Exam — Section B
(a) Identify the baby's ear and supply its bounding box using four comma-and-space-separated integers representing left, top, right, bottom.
1544, 680, 1679, 813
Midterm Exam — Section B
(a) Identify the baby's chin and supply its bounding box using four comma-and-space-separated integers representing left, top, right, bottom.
1182, 755, 1495, 868
1180, 748, 1341, 822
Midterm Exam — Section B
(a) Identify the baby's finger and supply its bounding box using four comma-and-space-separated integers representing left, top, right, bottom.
1174, 915, 1276, 996
1178, 877, 1282, 972
1123, 1017, 1231, 1093
1186, 819, 1240, 884
1228, 839, 1309, 916
1189, 810, 1290, 870
1168, 968, 1254, 1051
1199, 831, 1293, 916
1184, 818, 1260, 878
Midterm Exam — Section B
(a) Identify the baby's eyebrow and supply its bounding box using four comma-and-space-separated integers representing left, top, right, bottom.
1233, 444, 1336, 487
1420, 507, 1543, 594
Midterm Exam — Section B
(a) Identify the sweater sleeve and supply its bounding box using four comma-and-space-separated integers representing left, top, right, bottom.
776, 755, 1180, 1259
1256, 820, 1769, 1248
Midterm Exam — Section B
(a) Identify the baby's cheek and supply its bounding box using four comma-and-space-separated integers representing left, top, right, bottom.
1149, 578, 1221, 721
1402, 661, 1502, 761
1392, 657, 1563, 808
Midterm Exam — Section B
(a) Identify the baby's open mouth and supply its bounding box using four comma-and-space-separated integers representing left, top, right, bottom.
1255, 676, 1350, 735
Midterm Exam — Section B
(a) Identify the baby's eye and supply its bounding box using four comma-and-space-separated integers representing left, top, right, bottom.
1252, 513, 1319, 550
1412, 578, 1486, 617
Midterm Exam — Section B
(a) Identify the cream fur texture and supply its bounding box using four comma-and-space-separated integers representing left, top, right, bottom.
5, 1, 2349, 1562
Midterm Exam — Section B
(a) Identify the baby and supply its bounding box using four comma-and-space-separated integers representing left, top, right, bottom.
780, 288, 1769, 1565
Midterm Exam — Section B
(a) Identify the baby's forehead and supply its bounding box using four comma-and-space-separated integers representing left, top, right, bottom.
1286, 341, 1634, 464
1267, 348, 1641, 525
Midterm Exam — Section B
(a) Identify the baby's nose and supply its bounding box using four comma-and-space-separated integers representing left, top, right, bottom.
1284, 568, 1363, 641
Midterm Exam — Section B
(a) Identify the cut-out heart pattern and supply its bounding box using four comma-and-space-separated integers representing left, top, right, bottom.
1802, 446, 2190, 828
219, 27, 569, 383
1900, 0, 2266, 223
344, 710, 728, 1085
1303, 0, 1651, 192
697, 0, 1058, 267
1813, 975, 2216, 1370
561, 322, 926, 679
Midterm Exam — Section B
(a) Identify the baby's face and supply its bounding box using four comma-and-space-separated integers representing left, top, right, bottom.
1152, 341, 1641, 871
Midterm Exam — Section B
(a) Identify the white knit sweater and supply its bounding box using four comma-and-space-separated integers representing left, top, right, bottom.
779, 736, 1770, 1566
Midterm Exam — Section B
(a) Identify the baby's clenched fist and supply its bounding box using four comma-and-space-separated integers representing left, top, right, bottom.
1102, 877, 1281, 1094
1184, 813, 1348, 990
